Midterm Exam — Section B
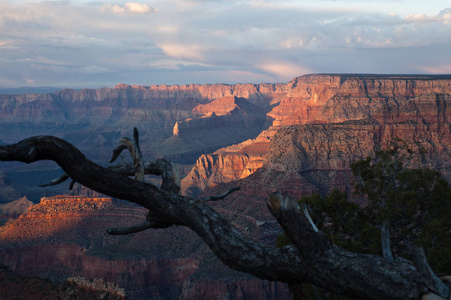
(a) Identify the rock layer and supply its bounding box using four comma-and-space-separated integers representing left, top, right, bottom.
182, 74, 451, 195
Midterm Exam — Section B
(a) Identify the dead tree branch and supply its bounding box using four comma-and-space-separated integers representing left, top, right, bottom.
194, 187, 241, 203
0, 133, 449, 300
110, 127, 145, 182
39, 173, 70, 187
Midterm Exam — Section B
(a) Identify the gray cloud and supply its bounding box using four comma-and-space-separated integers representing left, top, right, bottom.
0, 1, 450, 88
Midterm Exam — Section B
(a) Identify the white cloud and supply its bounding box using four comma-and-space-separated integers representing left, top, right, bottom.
405, 12, 451, 24
258, 61, 312, 81
158, 43, 208, 61
102, 2, 156, 14
0, 1, 450, 88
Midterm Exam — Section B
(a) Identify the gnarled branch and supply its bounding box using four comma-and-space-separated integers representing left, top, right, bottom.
110, 127, 145, 182
1, 134, 449, 300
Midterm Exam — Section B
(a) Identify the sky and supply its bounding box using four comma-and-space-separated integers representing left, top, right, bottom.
0, 0, 450, 88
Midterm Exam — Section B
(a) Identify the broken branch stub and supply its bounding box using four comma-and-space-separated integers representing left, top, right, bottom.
110, 127, 145, 182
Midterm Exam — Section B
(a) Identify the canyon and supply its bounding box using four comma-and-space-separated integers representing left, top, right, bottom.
0, 195, 289, 299
183, 74, 451, 197
1, 74, 451, 298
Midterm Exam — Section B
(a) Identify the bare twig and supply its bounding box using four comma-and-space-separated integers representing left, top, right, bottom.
69, 180, 76, 190
110, 127, 145, 182
194, 187, 240, 203
107, 220, 154, 235
39, 173, 70, 187
302, 203, 319, 233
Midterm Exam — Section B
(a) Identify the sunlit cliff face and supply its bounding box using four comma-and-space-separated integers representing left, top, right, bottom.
182, 74, 451, 197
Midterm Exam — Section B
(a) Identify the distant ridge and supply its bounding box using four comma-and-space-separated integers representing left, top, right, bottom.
2, 74, 450, 96
0, 87, 61, 95
309, 73, 451, 80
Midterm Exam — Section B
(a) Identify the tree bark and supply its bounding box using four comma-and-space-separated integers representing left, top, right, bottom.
0, 135, 449, 300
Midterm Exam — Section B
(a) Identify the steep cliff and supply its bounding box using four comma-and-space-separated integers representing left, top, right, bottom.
182, 139, 270, 196
0, 82, 286, 201
182, 74, 451, 196
166, 95, 270, 165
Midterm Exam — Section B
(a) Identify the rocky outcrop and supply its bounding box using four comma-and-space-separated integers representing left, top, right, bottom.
268, 74, 451, 127
192, 95, 262, 116
204, 90, 451, 204
0, 83, 286, 131
182, 139, 270, 196
0, 196, 33, 220
2, 74, 451, 299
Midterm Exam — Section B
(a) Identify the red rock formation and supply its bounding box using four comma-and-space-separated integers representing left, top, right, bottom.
192, 95, 261, 116
0, 81, 286, 202
204, 90, 451, 208
0, 195, 290, 299
182, 139, 270, 196
0, 196, 33, 223
2, 74, 451, 299
183, 75, 451, 196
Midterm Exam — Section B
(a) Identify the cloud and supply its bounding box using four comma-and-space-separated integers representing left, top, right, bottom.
416, 64, 451, 74
158, 43, 208, 61
405, 11, 451, 24
0, 1, 450, 88
102, 2, 157, 14
258, 61, 313, 81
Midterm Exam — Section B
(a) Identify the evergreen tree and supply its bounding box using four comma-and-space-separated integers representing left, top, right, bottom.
278, 142, 451, 274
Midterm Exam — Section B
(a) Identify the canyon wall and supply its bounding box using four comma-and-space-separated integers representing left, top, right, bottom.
2, 74, 451, 299
0, 82, 286, 202
182, 74, 451, 196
